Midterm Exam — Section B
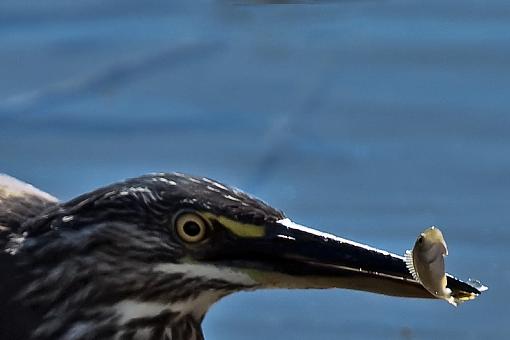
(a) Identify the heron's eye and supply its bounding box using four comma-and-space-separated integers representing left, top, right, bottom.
175, 213, 208, 243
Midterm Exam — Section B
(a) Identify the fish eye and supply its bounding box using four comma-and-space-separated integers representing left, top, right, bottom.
175, 212, 208, 243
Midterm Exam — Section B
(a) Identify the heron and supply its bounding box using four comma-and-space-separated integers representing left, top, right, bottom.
0, 172, 484, 340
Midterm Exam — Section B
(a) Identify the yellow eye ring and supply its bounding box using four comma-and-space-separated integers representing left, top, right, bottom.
175, 213, 208, 243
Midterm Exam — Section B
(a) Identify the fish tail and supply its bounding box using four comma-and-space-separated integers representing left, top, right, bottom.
447, 296, 458, 307
444, 288, 458, 307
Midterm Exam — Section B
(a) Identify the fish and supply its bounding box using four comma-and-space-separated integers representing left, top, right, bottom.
405, 226, 458, 306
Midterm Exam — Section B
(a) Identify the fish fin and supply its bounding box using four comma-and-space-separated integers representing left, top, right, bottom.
404, 250, 419, 282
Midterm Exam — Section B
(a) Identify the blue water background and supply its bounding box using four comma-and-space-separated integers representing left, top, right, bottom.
1, 1, 509, 339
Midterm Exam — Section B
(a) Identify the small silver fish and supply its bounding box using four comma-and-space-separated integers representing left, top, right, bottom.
405, 226, 457, 306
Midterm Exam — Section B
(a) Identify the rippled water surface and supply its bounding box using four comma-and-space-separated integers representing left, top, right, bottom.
1, 1, 509, 339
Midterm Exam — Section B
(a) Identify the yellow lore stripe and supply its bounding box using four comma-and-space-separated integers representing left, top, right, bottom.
201, 212, 265, 238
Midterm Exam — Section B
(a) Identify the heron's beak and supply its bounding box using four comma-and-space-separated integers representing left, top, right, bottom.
214, 217, 483, 300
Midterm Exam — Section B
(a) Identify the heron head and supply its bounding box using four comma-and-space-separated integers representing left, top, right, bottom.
19, 173, 482, 339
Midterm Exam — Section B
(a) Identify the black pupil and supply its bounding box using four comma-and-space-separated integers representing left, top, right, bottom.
183, 221, 202, 237
418, 237, 423, 244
